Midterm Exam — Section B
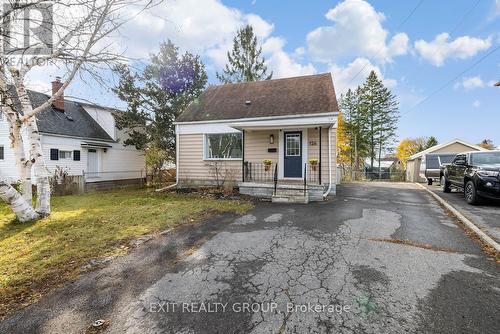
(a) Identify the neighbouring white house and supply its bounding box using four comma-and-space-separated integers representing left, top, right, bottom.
0, 78, 145, 186
406, 139, 486, 183
175, 73, 339, 203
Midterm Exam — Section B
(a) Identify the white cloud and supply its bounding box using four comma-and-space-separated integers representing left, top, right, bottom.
472, 100, 481, 108
121, 0, 268, 60
262, 37, 316, 78
119, 0, 311, 79
414, 33, 492, 67
294, 46, 306, 57
306, 0, 409, 63
454, 76, 485, 90
328, 57, 397, 95
491, 0, 500, 20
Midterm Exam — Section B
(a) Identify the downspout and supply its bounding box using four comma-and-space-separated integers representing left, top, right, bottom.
322, 125, 332, 199
156, 124, 179, 192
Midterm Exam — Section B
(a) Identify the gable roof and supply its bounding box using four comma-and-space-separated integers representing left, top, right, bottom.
177, 73, 339, 122
10, 89, 114, 142
408, 139, 487, 161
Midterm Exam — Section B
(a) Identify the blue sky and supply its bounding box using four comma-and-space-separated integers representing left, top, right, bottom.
49, 0, 500, 147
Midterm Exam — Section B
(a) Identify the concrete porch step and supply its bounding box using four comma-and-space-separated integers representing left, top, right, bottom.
271, 194, 309, 204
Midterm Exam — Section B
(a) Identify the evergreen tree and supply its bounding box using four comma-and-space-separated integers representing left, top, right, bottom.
358, 71, 399, 170
216, 25, 272, 83
339, 88, 369, 175
113, 40, 207, 165
426, 136, 438, 149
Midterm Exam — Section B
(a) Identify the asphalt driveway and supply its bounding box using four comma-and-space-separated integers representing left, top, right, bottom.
425, 183, 500, 243
1, 182, 498, 333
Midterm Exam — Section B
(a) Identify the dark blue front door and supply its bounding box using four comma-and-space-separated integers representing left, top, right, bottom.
284, 131, 302, 178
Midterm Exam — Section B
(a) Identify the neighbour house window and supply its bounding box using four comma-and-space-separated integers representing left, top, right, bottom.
204, 133, 242, 159
59, 150, 72, 159
0, 146, 4, 160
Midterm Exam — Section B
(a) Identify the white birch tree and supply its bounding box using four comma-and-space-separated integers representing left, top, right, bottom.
0, 0, 159, 222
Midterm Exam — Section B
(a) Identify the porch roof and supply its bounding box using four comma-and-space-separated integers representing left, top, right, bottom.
228, 113, 337, 131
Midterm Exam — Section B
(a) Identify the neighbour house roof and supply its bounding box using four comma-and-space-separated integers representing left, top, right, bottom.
407, 139, 487, 161
364, 157, 398, 169
10, 89, 114, 142
176, 73, 339, 122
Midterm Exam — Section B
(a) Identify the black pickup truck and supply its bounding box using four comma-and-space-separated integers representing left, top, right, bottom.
440, 151, 500, 204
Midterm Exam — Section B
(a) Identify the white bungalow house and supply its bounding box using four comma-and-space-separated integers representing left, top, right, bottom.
0, 79, 145, 187
174, 73, 339, 203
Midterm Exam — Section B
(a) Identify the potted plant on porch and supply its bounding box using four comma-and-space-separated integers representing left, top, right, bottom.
263, 159, 273, 171
309, 158, 319, 171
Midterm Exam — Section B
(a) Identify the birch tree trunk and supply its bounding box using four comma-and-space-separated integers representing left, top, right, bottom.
26, 118, 51, 215
11, 122, 33, 203
13, 76, 51, 216
0, 76, 32, 203
0, 177, 39, 222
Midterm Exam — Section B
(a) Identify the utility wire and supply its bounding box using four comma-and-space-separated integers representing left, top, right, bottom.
447, 0, 481, 36
401, 44, 500, 117
346, 0, 425, 86
428, 0, 482, 59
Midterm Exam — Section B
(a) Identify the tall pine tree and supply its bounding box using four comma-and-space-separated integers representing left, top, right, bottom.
339, 88, 369, 175
359, 71, 399, 170
216, 25, 272, 83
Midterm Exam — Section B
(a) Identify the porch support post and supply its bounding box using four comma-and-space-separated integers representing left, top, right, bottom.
241, 129, 245, 182
319, 127, 322, 185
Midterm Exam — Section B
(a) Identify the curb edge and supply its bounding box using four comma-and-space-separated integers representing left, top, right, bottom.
415, 182, 500, 253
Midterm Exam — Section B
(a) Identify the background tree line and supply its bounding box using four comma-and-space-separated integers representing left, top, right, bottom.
337, 71, 399, 179
114, 24, 270, 186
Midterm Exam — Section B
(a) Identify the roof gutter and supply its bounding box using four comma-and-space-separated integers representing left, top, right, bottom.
174, 112, 339, 125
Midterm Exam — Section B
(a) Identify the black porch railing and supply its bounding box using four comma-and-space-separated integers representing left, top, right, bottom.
273, 163, 278, 196
305, 162, 321, 185
244, 162, 277, 183
244, 162, 321, 185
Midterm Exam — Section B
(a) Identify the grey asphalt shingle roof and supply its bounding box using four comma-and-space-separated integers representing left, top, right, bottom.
177, 73, 339, 122
11, 89, 114, 142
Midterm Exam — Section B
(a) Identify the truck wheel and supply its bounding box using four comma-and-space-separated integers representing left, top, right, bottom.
427, 178, 433, 185
465, 181, 480, 205
441, 176, 451, 193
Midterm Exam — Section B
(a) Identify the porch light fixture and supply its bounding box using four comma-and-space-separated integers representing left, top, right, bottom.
269, 134, 274, 144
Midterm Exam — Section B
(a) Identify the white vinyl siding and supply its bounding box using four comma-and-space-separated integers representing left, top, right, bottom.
178, 133, 241, 183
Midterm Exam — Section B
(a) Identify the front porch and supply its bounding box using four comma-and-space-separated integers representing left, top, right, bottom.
229, 115, 337, 203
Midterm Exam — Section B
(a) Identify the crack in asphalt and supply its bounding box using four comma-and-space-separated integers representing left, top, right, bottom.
107, 207, 483, 334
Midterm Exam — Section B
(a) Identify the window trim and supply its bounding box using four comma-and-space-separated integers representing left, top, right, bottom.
59, 150, 73, 160
203, 133, 243, 161
285, 133, 301, 157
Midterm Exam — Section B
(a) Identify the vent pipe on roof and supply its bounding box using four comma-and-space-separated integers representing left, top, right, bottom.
245, 100, 251, 105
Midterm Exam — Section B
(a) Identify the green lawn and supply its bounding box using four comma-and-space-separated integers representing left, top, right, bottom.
0, 189, 252, 317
